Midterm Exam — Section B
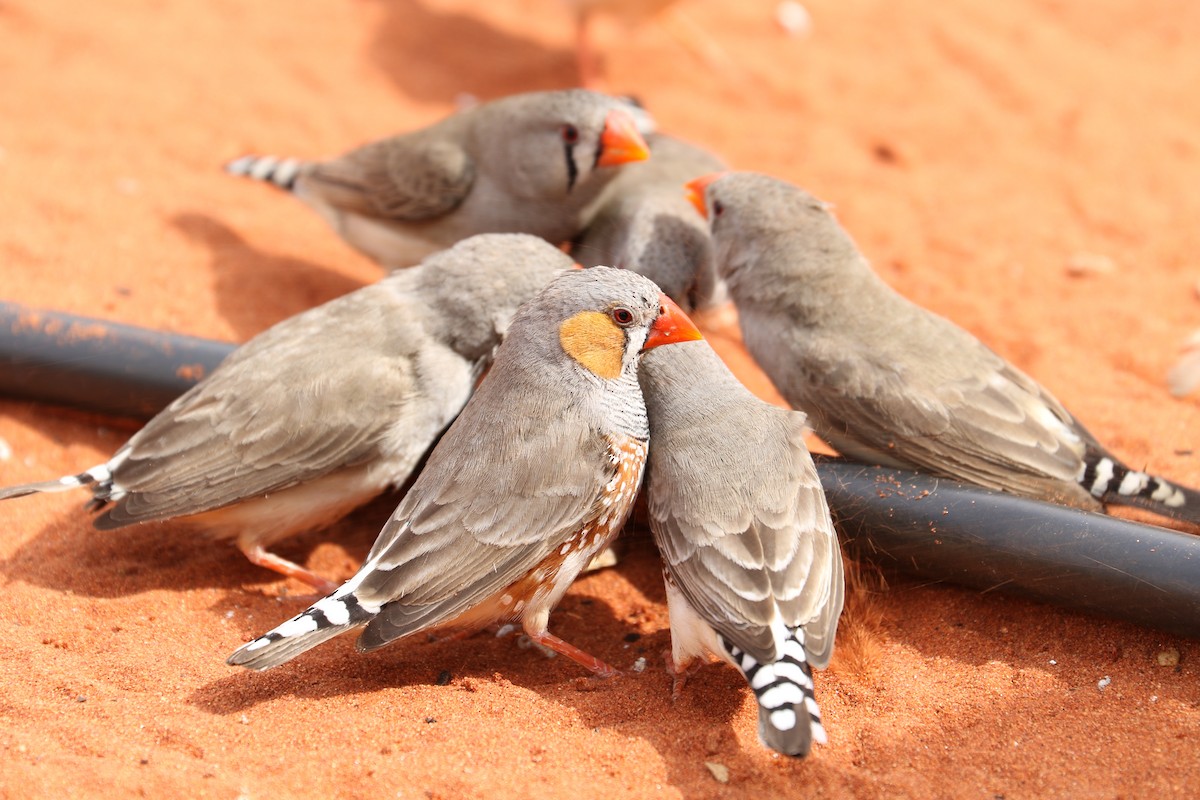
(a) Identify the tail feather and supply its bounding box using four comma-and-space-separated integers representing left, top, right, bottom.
724, 628, 826, 758
1081, 450, 1200, 525
0, 468, 104, 503
227, 591, 376, 671
225, 154, 304, 192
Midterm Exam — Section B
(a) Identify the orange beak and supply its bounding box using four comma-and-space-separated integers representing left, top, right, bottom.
596, 109, 651, 167
643, 294, 704, 351
684, 172, 726, 218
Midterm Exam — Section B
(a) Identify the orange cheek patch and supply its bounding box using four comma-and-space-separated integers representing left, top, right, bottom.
559, 311, 624, 380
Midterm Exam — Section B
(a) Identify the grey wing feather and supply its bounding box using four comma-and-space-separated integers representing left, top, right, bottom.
97, 290, 436, 524
301, 125, 475, 222
784, 315, 1093, 502
348, 382, 612, 649
652, 407, 843, 666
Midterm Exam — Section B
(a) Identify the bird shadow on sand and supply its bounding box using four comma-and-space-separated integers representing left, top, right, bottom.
0, 491, 396, 598
189, 534, 671, 708
364, 0, 580, 102
188, 546, 785, 792
170, 212, 368, 342
840, 568, 1200, 712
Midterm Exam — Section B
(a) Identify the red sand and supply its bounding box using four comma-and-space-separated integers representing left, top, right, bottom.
2, 1, 1199, 797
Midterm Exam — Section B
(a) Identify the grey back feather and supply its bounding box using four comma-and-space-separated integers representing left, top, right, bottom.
302, 120, 477, 221
640, 340, 844, 668
96, 234, 573, 524
710, 172, 1098, 507
574, 134, 726, 311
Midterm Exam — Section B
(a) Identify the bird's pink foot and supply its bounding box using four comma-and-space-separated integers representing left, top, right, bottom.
527, 629, 620, 677
240, 544, 338, 595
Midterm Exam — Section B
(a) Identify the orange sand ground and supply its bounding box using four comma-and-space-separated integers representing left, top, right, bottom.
2, 1, 1199, 797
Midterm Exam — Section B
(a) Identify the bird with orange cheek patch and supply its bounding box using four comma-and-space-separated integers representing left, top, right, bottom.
228, 266, 702, 675
227, 89, 652, 269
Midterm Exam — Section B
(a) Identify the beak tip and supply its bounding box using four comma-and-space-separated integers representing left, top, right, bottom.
644, 293, 704, 350
684, 172, 727, 218
598, 109, 651, 167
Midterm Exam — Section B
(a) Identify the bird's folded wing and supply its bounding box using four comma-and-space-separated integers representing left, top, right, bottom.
652, 415, 843, 666
350, 401, 613, 648
303, 131, 475, 221
97, 305, 428, 524
809, 342, 1092, 497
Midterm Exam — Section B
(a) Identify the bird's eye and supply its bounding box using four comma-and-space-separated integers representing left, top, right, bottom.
712, 200, 725, 217
610, 306, 635, 327
560, 124, 580, 144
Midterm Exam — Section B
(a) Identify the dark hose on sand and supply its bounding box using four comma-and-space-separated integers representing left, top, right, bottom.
2, 302, 1196, 638
817, 457, 1200, 640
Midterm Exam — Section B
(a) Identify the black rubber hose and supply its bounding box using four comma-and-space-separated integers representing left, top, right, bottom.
817, 456, 1200, 640
0, 302, 234, 420
2, 302, 1197, 639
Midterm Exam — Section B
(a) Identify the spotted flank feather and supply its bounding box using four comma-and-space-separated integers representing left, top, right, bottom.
722, 628, 826, 758
225, 154, 305, 192
1078, 448, 1200, 525
226, 588, 378, 671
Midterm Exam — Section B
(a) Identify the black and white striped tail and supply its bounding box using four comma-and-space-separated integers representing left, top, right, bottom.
722, 627, 826, 758
0, 465, 109, 504
1079, 449, 1200, 525
226, 590, 375, 671
225, 154, 305, 192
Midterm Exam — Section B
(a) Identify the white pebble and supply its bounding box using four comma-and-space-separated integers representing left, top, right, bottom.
1097, 675, 1112, 691
775, 1, 812, 37
704, 761, 730, 784
1168, 329, 1200, 397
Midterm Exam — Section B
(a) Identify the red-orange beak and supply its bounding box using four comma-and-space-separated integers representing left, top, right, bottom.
684, 172, 726, 218
643, 294, 704, 351
596, 109, 651, 167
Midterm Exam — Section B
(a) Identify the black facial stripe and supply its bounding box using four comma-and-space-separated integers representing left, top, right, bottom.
564, 141, 578, 192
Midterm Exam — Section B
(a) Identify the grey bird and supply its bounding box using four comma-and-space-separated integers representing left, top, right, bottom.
687, 171, 1200, 525
573, 133, 726, 312
227, 89, 652, 269
640, 339, 844, 757
227, 267, 702, 674
0, 234, 575, 591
